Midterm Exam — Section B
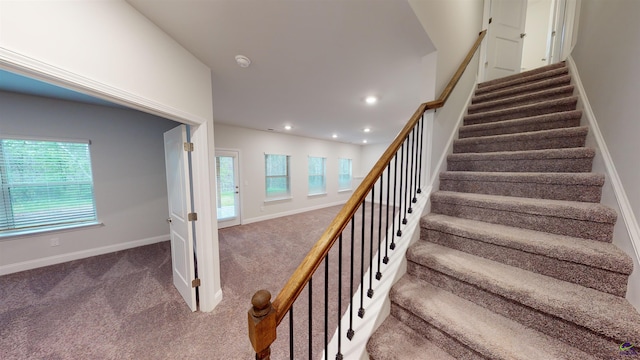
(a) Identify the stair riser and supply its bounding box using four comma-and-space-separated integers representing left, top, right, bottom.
430, 201, 614, 242
389, 304, 488, 360
475, 68, 569, 95
464, 100, 577, 126
405, 263, 622, 360
458, 117, 581, 139
473, 76, 572, 104
453, 134, 586, 153
447, 157, 593, 173
439, 178, 602, 202
467, 88, 574, 114
478, 62, 567, 89
420, 228, 626, 296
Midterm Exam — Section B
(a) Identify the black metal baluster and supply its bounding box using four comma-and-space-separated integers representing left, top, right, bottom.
309, 278, 313, 360
324, 255, 329, 360
403, 136, 409, 225
376, 174, 383, 280
347, 217, 355, 340
383, 163, 391, 264
289, 307, 294, 360
367, 186, 375, 298
358, 201, 366, 318
417, 115, 424, 195
336, 234, 344, 359
397, 143, 405, 232
393, 152, 400, 241
408, 128, 415, 214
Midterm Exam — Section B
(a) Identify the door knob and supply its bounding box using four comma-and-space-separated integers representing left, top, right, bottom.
166, 218, 172, 223
520, 33, 526, 38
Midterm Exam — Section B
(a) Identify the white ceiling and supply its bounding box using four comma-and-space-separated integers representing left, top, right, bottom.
0, 1, 434, 145
127, 0, 435, 144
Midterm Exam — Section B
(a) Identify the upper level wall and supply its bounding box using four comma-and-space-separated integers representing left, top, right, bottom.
408, 0, 484, 95
0, 0, 212, 124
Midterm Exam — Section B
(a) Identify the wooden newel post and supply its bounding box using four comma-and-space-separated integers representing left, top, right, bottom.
248, 289, 277, 360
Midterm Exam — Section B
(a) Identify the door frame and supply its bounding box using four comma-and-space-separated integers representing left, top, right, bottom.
479, 0, 580, 82
215, 148, 242, 228
190, 121, 223, 311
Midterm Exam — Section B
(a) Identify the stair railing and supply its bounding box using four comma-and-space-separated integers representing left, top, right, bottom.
248, 30, 487, 360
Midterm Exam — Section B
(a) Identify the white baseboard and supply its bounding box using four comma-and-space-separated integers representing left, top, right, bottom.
0, 234, 169, 276
242, 201, 347, 225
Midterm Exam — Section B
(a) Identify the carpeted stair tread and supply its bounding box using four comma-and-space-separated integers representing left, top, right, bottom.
463, 96, 578, 126
430, 191, 616, 241
367, 316, 457, 360
459, 110, 583, 139
472, 74, 572, 104
421, 213, 632, 275
467, 85, 575, 114
447, 147, 595, 172
390, 275, 598, 360
406, 242, 640, 343
478, 62, 567, 89
439, 171, 604, 202
453, 126, 588, 153
475, 66, 569, 95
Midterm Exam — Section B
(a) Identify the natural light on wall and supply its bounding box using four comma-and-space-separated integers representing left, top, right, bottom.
0, 137, 98, 236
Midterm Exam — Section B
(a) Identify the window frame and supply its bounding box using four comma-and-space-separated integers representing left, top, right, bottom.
307, 156, 327, 196
264, 153, 291, 201
0, 136, 100, 238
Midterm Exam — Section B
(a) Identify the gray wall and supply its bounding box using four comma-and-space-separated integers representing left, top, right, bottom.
571, 0, 640, 308
0, 91, 179, 274
572, 0, 640, 229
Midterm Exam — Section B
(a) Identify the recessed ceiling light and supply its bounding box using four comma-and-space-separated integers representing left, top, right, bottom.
332, 134, 338, 138
284, 125, 292, 130
363, 139, 368, 144
235, 55, 251, 68
365, 96, 377, 105
364, 128, 371, 133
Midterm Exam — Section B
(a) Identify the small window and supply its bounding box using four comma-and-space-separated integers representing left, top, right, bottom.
308, 156, 326, 196
338, 158, 352, 191
0, 138, 97, 234
265, 154, 290, 200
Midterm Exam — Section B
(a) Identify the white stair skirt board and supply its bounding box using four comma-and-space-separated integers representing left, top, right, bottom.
567, 56, 640, 310
323, 193, 428, 360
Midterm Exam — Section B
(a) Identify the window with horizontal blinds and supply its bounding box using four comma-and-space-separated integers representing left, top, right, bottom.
265, 154, 290, 200
308, 156, 326, 195
0, 138, 97, 233
338, 158, 352, 191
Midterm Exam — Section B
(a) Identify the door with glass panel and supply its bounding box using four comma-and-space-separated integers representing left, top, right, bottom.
215, 150, 240, 228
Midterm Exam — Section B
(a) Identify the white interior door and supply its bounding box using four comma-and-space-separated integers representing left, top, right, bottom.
215, 150, 240, 228
485, 0, 528, 81
164, 125, 197, 311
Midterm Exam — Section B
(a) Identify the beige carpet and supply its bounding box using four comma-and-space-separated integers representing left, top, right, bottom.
1, 204, 386, 359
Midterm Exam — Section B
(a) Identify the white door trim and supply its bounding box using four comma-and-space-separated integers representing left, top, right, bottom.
191, 121, 223, 312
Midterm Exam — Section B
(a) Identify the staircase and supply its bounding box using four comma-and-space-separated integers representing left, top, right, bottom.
367, 62, 640, 359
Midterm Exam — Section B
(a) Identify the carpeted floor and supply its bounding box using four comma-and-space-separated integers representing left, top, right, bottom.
0, 204, 388, 359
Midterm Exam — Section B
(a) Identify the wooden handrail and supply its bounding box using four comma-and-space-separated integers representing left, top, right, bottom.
271, 29, 486, 324
248, 29, 487, 358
